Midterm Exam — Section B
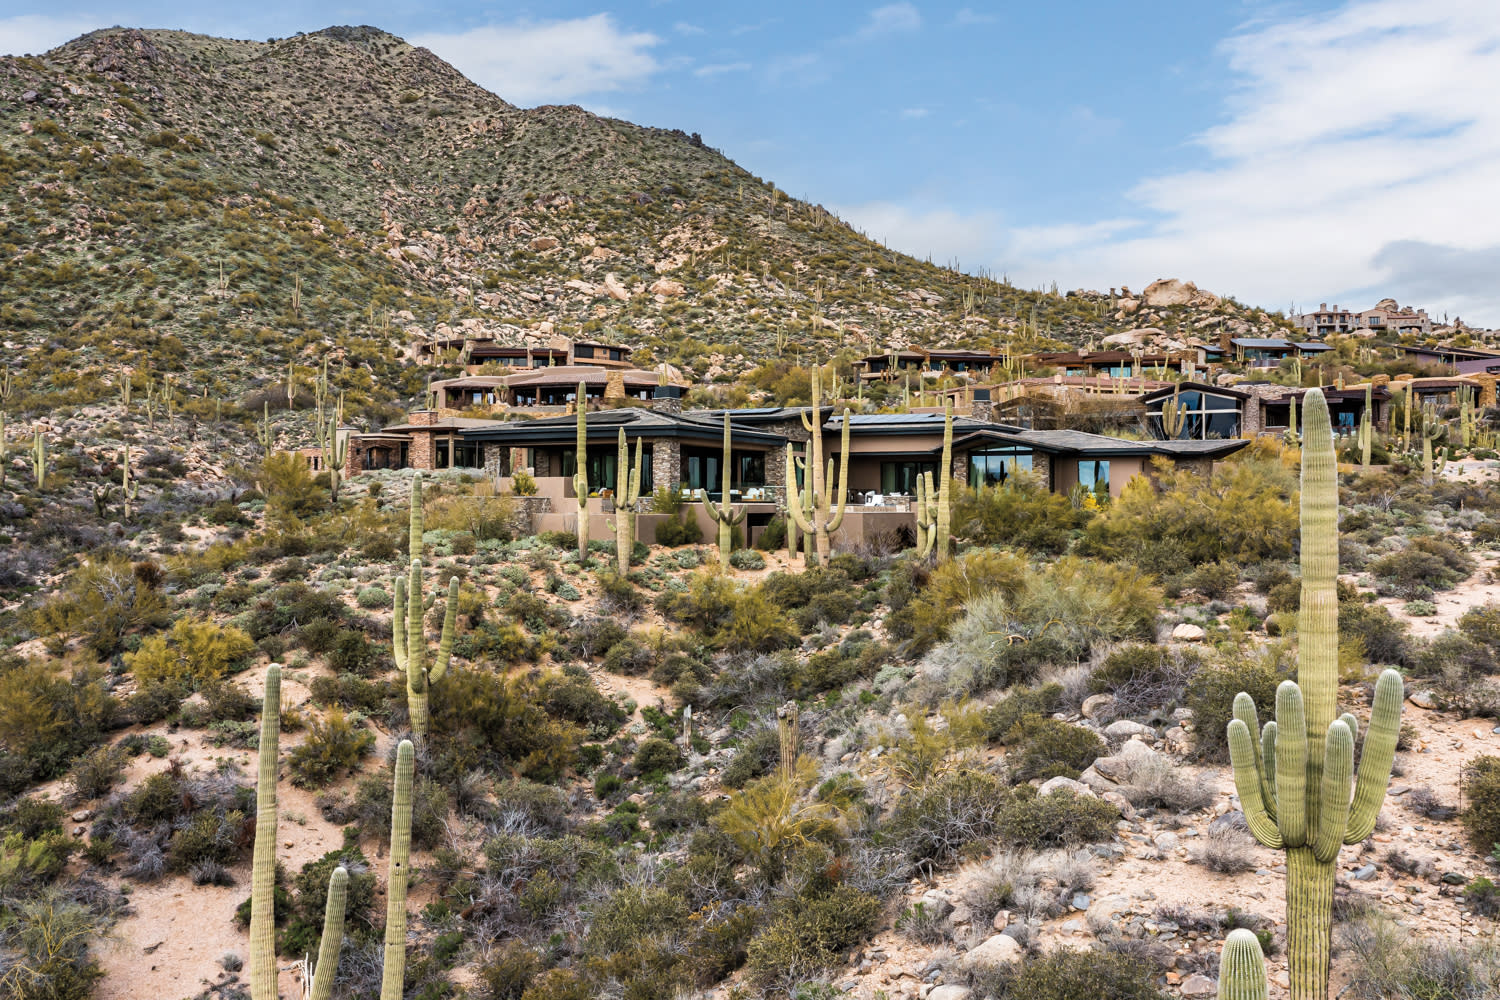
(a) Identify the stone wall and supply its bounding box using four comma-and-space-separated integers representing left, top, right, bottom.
652, 439, 681, 494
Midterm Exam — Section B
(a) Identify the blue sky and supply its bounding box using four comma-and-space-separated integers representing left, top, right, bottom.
5, 1, 1500, 325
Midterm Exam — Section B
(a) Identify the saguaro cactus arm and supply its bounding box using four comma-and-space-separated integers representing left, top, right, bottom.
308, 866, 348, 1000
701, 414, 746, 565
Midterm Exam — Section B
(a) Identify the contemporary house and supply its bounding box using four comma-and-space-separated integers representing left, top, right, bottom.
1230, 338, 1333, 367
854, 349, 1004, 380
430, 366, 670, 416
416, 336, 635, 370
1294, 301, 1433, 337
1140, 381, 1391, 440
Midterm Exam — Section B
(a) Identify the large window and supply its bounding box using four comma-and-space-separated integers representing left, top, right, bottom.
1077, 460, 1110, 493
561, 446, 654, 494
1147, 390, 1241, 440
682, 447, 765, 496
880, 460, 937, 494
436, 439, 483, 469
968, 448, 1034, 488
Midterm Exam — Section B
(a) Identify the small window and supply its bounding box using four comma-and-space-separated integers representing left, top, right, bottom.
1077, 460, 1109, 493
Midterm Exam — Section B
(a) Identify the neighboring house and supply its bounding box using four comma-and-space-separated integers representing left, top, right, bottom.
1398, 344, 1500, 370
1141, 381, 1391, 440
1293, 301, 1433, 337
1026, 350, 1187, 378
1229, 338, 1332, 367
854, 349, 1004, 380
416, 335, 634, 370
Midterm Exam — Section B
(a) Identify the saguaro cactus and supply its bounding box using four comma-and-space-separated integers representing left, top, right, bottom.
1356, 386, 1373, 469
1159, 385, 1187, 439
30, 431, 46, 489
572, 383, 590, 562
702, 413, 746, 566
308, 866, 348, 1000
913, 470, 937, 558
1217, 928, 1269, 1000
250, 665, 281, 1000
379, 740, 415, 1000
786, 369, 850, 565
934, 402, 953, 562
393, 473, 458, 738
1225, 388, 1403, 1000
607, 428, 643, 573
1420, 401, 1446, 484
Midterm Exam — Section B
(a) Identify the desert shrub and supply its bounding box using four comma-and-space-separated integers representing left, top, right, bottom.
356, 586, 390, 609
996, 787, 1119, 849
729, 548, 766, 570
1117, 755, 1216, 813
969, 945, 1166, 1000
594, 570, 644, 612
492, 778, 571, 833
744, 883, 881, 991
67, 746, 127, 803
756, 515, 787, 551
1414, 631, 1496, 680
477, 942, 542, 1000
921, 557, 1160, 697
953, 478, 1086, 555
983, 683, 1064, 739
260, 451, 324, 524
587, 885, 690, 954
1340, 599, 1412, 667
0, 662, 117, 793
455, 620, 539, 665
165, 807, 250, 873
1183, 652, 1289, 760
654, 510, 703, 547
1185, 560, 1240, 601
1192, 824, 1258, 873
126, 618, 255, 688
658, 572, 797, 652
1466, 877, 1500, 919
309, 673, 388, 713
1340, 911, 1500, 1000
1369, 535, 1476, 597
1080, 455, 1297, 575
246, 582, 345, 640
1002, 716, 1106, 782
29, 554, 170, 657
427, 667, 584, 782
287, 708, 375, 788
1463, 756, 1500, 852
282, 846, 378, 956
602, 637, 654, 676
1461, 604, 1500, 650
562, 617, 628, 661
0, 891, 105, 1000
1089, 644, 1198, 719
887, 768, 1008, 872
537, 669, 626, 738
721, 728, 781, 790
886, 550, 1028, 654
634, 738, 683, 779
354, 768, 448, 851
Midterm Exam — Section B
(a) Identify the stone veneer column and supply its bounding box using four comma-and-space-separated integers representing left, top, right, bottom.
764, 446, 787, 495
408, 432, 434, 470
652, 439, 681, 495
482, 443, 511, 480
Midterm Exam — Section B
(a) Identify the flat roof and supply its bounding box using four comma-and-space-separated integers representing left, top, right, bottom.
461, 407, 787, 447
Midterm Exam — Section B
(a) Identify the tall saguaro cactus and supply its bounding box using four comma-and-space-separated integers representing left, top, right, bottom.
786, 369, 850, 565
1159, 384, 1187, 439
913, 470, 937, 559
308, 866, 348, 1000
702, 413, 746, 566
1223, 389, 1403, 1000
572, 383, 590, 562
1356, 385, 1373, 470
393, 473, 458, 738
250, 665, 281, 1000
607, 428, 643, 573
1420, 401, 1446, 484
379, 740, 415, 1000
30, 431, 46, 489
934, 402, 953, 562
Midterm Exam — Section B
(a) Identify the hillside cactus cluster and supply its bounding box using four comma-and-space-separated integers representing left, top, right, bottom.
1222, 388, 1404, 1000
785, 368, 851, 566
607, 427, 644, 573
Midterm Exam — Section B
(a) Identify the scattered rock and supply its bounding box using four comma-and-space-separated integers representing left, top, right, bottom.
529, 236, 559, 252
1081, 693, 1115, 720
1154, 832, 1180, 852
927, 987, 971, 1000
1038, 776, 1096, 799
1171, 622, 1207, 642
1103, 720, 1156, 741
1071, 893, 1092, 911
962, 933, 1023, 970
602, 273, 631, 301
71, 810, 92, 823
649, 277, 685, 297
1142, 278, 1204, 308
1352, 864, 1378, 881
1409, 690, 1437, 710
1180, 973, 1217, 996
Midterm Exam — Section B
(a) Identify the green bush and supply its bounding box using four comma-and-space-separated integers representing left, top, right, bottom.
1183, 653, 1288, 760
729, 548, 766, 570
635, 738, 684, 779
287, 707, 375, 787
356, 586, 391, 609
745, 884, 881, 991
995, 787, 1120, 849
1003, 715, 1106, 782
477, 942, 542, 1000
126, 618, 255, 688
1185, 560, 1240, 601
756, 515, 788, 551
971, 945, 1166, 1000
1369, 535, 1476, 597
887, 768, 1008, 872
952, 478, 1085, 555
1462, 756, 1500, 852
654, 511, 703, 547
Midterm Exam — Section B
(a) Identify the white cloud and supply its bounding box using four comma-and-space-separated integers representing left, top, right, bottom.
834, 201, 1002, 267
853, 3, 922, 41
900, 107, 929, 119
953, 8, 998, 26
412, 14, 660, 106
0, 14, 104, 56
694, 61, 751, 78
673, 21, 705, 36
1015, 0, 1500, 323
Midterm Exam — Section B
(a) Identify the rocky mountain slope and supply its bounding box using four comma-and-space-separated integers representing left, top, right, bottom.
0, 26, 1297, 420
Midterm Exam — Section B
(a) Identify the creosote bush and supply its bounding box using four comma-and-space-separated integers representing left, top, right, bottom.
1462, 756, 1500, 853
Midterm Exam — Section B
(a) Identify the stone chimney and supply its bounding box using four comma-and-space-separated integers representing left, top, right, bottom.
970, 388, 994, 423
653, 384, 683, 415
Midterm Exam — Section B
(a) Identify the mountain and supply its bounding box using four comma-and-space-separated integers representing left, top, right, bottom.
0, 26, 1295, 418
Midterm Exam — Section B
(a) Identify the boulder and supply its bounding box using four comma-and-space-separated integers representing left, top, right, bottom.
962, 933, 1023, 970
1078, 765, 1122, 793
1038, 776, 1096, 799
1082, 693, 1115, 720
1171, 622, 1207, 642
529, 236, 559, 252
928, 987, 972, 1000
1153, 831, 1180, 852
602, 273, 631, 301
1142, 278, 1199, 308
1180, 974, 1217, 996
1409, 689, 1437, 710
1092, 737, 1158, 782
650, 277, 686, 297
1116, 298, 1140, 316
1104, 720, 1156, 740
